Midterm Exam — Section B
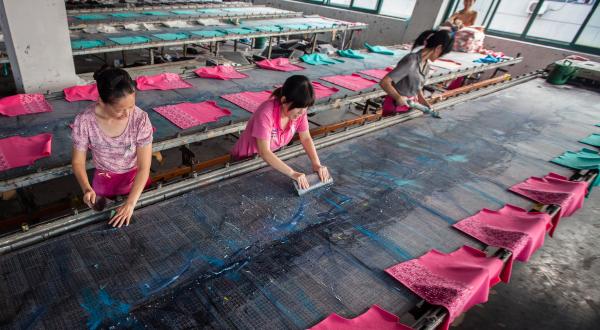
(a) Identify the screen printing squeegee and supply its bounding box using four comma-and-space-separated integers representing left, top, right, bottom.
294, 173, 334, 196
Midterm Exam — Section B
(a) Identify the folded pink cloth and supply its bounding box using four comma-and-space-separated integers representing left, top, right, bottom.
386, 245, 503, 330
154, 101, 232, 129
63, 84, 99, 102
194, 65, 249, 80
135, 72, 193, 91
0, 94, 52, 117
320, 74, 378, 91
359, 67, 394, 80
310, 305, 412, 330
0, 133, 52, 172
509, 172, 587, 236
453, 204, 552, 282
221, 90, 272, 113
255, 58, 305, 72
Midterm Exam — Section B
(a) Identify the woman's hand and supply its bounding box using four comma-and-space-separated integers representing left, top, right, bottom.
291, 172, 309, 190
313, 164, 330, 182
394, 95, 409, 108
83, 189, 97, 208
108, 201, 135, 228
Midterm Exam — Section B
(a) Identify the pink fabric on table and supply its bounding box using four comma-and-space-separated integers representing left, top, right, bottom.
63, 84, 99, 102
386, 245, 503, 330
509, 172, 588, 237
359, 67, 394, 80
320, 74, 378, 91
92, 168, 151, 198
453, 204, 552, 282
447, 76, 465, 90
0, 94, 52, 117
382, 96, 416, 116
312, 81, 339, 99
309, 305, 412, 330
194, 65, 249, 80
135, 72, 193, 91
154, 101, 231, 129
0, 133, 52, 172
255, 58, 305, 72
231, 98, 308, 160
221, 90, 272, 113
453, 27, 485, 53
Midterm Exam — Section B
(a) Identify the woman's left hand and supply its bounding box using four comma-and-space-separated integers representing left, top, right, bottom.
313, 164, 330, 182
108, 201, 135, 228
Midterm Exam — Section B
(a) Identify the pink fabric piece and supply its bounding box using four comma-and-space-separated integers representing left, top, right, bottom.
359, 67, 394, 80
0, 94, 52, 117
386, 245, 503, 330
135, 73, 193, 91
320, 74, 378, 91
0, 133, 52, 172
63, 84, 99, 102
154, 101, 232, 129
221, 90, 272, 113
231, 98, 309, 159
479, 49, 505, 58
194, 65, 249, 80
92, 168, 151, 198
382, 96, 415, 116
509, 172, 588, 237
309, 305, 412, 330
255, 58, 305, 72
447, 76, 465, 90
453, 27, 485, 53
453, 204, 552, 282
312, 81, 339, 99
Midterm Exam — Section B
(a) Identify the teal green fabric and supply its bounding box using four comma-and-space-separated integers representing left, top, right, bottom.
71, 40, 105, 50
596, 123, 600, 127
170, 10, 198, 15
337, 49, 367, 59
190, 30, 226, 38
277, 24, 310, 31
365, 42, 395, 55
153, 33, 189, 41
74, 14, 108, 20
198, 9, 222, 14
305, 22, 335, 29
110, 12, 142, 18
254, 25, 282, 33
580, 134, 600, 147
218, 27, 256, 35
109, 36, 151, 45
300, 54, 341, 65
552, 148, 600, 186
142, 11, 169, 16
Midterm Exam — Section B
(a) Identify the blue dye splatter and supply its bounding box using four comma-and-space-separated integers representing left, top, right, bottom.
361, 170, 419, 190
462, 183, 504, 206
255, 284, 305, 328
80, 288, 131, 330
354, 225, 412, 260
318, 189, 353, 217
21, 306, 46, 330
406, 197, 457, 225
445, 154, 468, 163
271, 200, 306, 232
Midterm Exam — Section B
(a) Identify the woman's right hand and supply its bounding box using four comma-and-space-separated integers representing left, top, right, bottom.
394, 96, 409, 108
83, 188, 97, 208
291, 172, 310, 190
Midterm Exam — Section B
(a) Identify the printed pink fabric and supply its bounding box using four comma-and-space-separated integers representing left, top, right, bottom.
453, 204, 552, 282
221, 90, 272, 113
63, 84, 99, 102
154, 101, 232, 129
0, 94, 52, 117
255, 58, 305, 72
135, 73, 193, 91
320, 74, 378, 91
359, 67, 394, 80
0, 133, 52, 172
385, 246, 503, 330
509, 172, 587, 236
194, 65, 249, 80
309, 305, 412, 330
92, 168, 151, 198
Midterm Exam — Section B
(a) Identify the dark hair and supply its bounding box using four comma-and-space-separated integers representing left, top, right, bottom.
272, 75, 315, 110
413, 29, 453, 56
93, 65, 136, 105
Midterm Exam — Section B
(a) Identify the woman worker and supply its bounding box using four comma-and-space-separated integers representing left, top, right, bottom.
72, 66, 153, 228
231, 75, 330, 190
444, 0, 478, 31
379, 29, 453, 117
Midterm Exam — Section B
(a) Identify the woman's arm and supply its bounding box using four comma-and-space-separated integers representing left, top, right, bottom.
257, 138, 310, 189
298, 131, 330, 182
417, 90, 432, 108
380, 76, 408, 107
72, 148, 95, 208
109, 143, 152, 227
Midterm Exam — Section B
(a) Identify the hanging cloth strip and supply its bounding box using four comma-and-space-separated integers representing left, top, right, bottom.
0, 133, 52, 172
386, 245, 503, 330
0, 94, 52, 117
453, 204, 552, 282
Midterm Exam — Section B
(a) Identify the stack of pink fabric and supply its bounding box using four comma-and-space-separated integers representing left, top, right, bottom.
0, 133, 52, 172
221, 90, 272, 113
453, 204, 552, 282
359, 67, 394, 80
0, 94, 53, 117
386, 246, 503, 330
509, 172, 588, 236
453, 27, 485, 53
154, 101, 231, 129
63, 84, 99, 102
194, 65, 249, 80
255, 58, 305, 72
135, 72, 193, 91
320, 74, 378, 91
310, 305, 412, 330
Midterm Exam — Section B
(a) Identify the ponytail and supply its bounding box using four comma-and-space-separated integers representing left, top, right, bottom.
413, 29, 453, 56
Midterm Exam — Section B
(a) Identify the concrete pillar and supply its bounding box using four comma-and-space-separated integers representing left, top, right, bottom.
0, 0, 79, 93
403, 0, 448, 42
